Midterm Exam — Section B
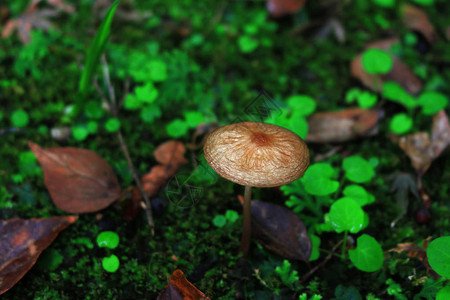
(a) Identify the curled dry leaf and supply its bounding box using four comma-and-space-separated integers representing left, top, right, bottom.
0, 216, 78, 295
306, 108, 381, 143
398, 111, 450, 175
267, 0, 306, 18
124, 141, 187, 221
1, 0, 74, 44
388, 237, 438, 277
157, 269, 211, 300
238, 196, 311, 262
351, 38, 422, 95
29, 142, 121, 213
401, 4, 436, 45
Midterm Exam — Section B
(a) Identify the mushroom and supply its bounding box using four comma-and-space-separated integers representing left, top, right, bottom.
203, 122, 310, 256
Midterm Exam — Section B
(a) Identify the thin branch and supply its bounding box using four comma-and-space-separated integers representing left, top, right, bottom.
99, 54, 155, 234
299, 239, 343, 285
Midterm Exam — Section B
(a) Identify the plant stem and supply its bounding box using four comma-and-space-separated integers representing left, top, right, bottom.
240, 185, 252, 257
341, 230, 348, 259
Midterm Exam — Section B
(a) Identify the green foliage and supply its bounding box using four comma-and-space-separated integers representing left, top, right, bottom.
348, 234, 383, 272
309, 234, 321, 261
426, 236, 450, 279
104, 118, 121, 132
275, 260, 299, 289
343, 156, 375, 183
382, 82, 417, 109
436, 286, 450, 300
102, 254, 120, 273
213, 210, 239, 228
361, 49, 393, 75
345, 88, 377, 108
386, 279, 407, 300
300, 163, 339, 196
411, 0, 434, 5
238, 36, 259, 53
97, 231, 120, 249
333, 285, 362, 300
390, 113, 413, 135
372, 0, 395, 8
342, 185, 375, 207
328, 198, 365, 233
78, 0, 120, 96
417, 92, 448, 115
11, 109, 29, 127
72, 124, 89, 141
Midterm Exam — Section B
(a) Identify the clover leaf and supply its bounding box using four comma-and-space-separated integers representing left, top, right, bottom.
417, 92, 448, 115
343, 156, 375, 183
427, 236, 450, 279
287, 95, 317, 116
300, 163, 339, 196
349, 234, 383, 272
343, 185, 375, 207
362, 48, 393, 75
328, 198, 365, 233
166, 119, 188, 138
390, 113, 413, 135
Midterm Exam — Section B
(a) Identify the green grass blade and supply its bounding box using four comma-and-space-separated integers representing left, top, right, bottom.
76, 0, 120, 111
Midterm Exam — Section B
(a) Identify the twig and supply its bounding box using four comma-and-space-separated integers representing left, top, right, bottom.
299, 239, 343, 285
99, 54, 155, 234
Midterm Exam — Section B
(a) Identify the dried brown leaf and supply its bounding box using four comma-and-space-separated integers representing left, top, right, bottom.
154, 141, 188, 167
29, 142, 121, 213
351, 38, 422, 95
0, 216, 77, 295
1, 0, 73, 44
401, 4, 436, 44
398, 111, 450, 175
306, 108, 381, 143
267, 0, 306, 17
157, 269, 211, 300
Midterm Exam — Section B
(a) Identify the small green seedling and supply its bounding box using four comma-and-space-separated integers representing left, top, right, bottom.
362, 48, 393, 75
343, 155, 375, 184
275, 260, 299, 289
265, 94, 316, 139
437, 286, 450, 300
102, 254, 120, 273
212, 210, 239, 228
166, 110, 205, 138
104, 118, 121, 133
345, 88, 377, 109
328, 198, 365, 234
299, 163, 339, 196
11, 109, 29, 128
97, 231, 120, 272
427, 236, 450, 279
97, 231, 120, 249
390, 113, 413, 135
348, 234, 383, 272
72, 125, 89, 141
417, 92, 448, 116
238, 36, 259, 53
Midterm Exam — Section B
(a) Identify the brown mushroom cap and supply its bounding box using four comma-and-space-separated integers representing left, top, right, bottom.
203, 122, 310, 187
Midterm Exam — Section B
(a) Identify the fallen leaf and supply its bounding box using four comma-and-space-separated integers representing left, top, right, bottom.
306, 108, 381, 143
157, 269, 211, 300
267, 0, 306, 18
401, 4, 436, 45
0, 216, 77, 295
1, 0, 74, 44
388, 172, 420, 227
123, 141, 187, 221
154, 141, 188, 167
398, 111, 450, 175
238, 196, 311, 262
29, 142, 121, 213
351, 38, 422, 95
388, 237, 431, 262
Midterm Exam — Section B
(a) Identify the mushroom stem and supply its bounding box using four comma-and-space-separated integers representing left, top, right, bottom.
240, 185, 252, 257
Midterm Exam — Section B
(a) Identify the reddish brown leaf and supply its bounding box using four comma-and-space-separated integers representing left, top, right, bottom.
1, 0, 73, 44
29, 142, 121, 213
398, 111, 450, 175
306, 108, 381, 143
154, 141, 188, 167
123, 141, 187, 221
0, 216, 77, 295
238, 196, 311, 262
267, 0, 306, 17
157, 269, 211, 300
401, 4, 436, 45
351, 38, 422, 95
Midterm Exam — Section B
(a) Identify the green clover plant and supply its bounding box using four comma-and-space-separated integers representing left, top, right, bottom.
97, 231, 120, 272
282, 155, 383, 271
